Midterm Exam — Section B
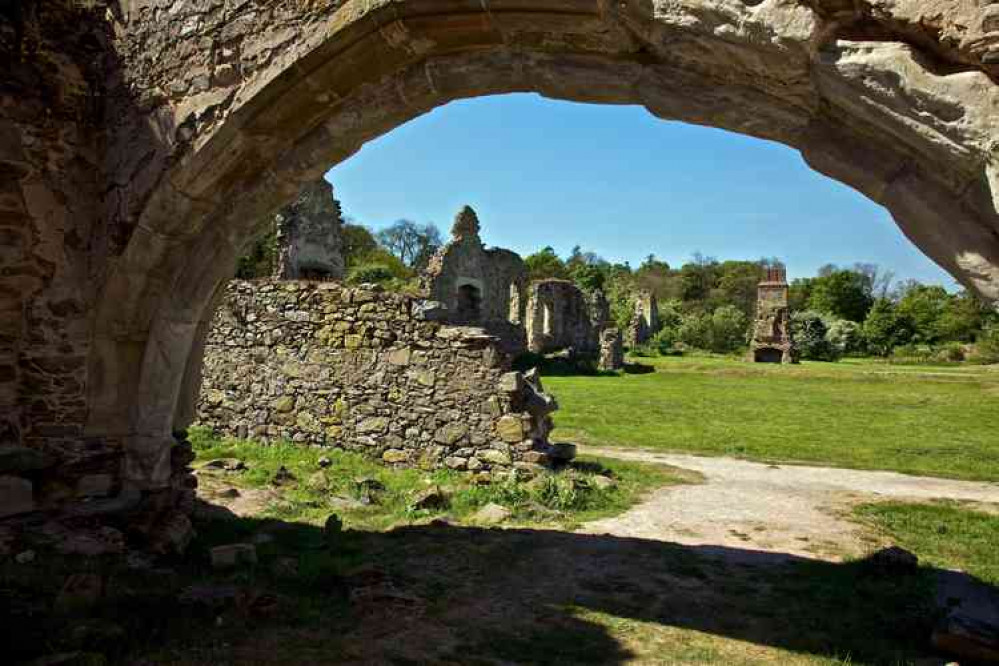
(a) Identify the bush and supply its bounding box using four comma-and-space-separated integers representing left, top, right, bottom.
347, 263, 396, 284
933, 342, 966, 363
826, 319, 864, 356
968, 323, 999, 364
791, 310, 840, 361
652, 327, 683, 356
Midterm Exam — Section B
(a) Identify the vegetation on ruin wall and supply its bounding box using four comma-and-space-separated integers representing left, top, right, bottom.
546, 355, 999, 481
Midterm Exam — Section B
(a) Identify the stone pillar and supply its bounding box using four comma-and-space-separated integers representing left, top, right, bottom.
598, 328, 624, 372
749, 264, 798, 364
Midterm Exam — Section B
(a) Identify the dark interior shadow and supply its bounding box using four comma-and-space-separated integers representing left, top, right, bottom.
6, 506, 997, 665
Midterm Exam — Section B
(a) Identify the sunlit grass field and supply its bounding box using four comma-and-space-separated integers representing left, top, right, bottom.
546, 355, 999, 481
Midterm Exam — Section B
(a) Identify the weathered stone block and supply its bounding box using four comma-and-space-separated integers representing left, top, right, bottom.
388, 347, 411, 366
436, 423, 468, 445
382, 449, 408, 464
497, 372, 522, 393
272, 396, 295, 413
495, 415, 525, 443
479, 449, 512, 466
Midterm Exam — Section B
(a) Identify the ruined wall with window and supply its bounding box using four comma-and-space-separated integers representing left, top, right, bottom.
626, 291, 661, 347
525, 280, 603, 356
421, 206, 527, 354
197, 281, 562, 475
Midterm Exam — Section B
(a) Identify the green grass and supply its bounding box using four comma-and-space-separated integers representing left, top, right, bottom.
855, 501, 999, 585
189, 427, 696, 531
545, 355, 999, 481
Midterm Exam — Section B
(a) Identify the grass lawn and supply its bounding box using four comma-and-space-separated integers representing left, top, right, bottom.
188, 429, 697, 531
856, 500, 999, 586
545, 354, 999, 481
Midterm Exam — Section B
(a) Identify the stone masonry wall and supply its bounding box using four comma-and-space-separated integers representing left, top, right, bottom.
197, 280, 560, 475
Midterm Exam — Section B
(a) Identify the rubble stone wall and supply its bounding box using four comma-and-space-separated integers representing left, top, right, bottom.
525, 280, 601, 356
197, 280, 559, 475
274, 180, 345, 281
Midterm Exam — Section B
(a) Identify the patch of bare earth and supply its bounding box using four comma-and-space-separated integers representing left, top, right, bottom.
581, 446, 999, 561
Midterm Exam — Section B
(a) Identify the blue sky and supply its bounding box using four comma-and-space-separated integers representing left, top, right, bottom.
328, 93, 956, 288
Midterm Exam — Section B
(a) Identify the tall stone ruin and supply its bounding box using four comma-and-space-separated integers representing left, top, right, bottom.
749, 264, 798, 364
626, 290, 660, 347
421, 206, 528, 353
273, 180, 346, 281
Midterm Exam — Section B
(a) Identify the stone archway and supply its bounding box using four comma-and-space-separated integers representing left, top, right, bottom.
4, 0, 999, 519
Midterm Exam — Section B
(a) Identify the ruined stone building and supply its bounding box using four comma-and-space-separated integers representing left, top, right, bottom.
749, 264, 798, 364
272, 180, 346, 281
626, 291, 661, 347
524, 280, 623, 368
421, 206, 528, 351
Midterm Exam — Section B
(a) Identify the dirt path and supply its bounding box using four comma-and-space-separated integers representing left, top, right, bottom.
582, 447, 999, 561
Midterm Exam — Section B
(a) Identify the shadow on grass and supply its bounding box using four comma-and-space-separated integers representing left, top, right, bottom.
4, 505, 996, 665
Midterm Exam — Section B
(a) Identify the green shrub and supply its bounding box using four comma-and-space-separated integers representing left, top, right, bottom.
968, 323, 999, 364
347, 263, 395, 284
826, 319, 864, 355
791, 310, 840, 361
933, 342, 966, 363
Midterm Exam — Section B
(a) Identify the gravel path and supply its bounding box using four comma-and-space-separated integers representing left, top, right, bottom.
581, 447, 999, 561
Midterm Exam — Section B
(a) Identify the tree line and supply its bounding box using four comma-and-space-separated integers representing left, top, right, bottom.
522, 246, 999, 364
236, 211, 999, 363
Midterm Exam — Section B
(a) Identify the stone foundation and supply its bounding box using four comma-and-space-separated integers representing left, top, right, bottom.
197, 280, 559, 475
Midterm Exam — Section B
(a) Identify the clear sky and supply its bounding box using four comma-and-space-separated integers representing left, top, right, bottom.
327, 93, 957, 288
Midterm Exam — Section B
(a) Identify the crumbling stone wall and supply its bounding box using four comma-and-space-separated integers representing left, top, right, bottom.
525, 280, 602, 356
749, 265, 798, 364
197, 281, 560, 475
599, 328, 625, 372
273, 180, 345, 281
626, 291, 661, 347
422, 206, 527, 353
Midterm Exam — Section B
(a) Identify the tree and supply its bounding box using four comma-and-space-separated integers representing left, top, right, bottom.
570, 263, 607, 293
714, 260, 764, 318
376, 219, 443, 268
235, 228, 278, 278
788, 277, 814, 312
853, 262, 894, 300
791, 311, 840, 361
937, 291, 994, 342
806, 268, 874, 322
863, 299, 915, 357
524, 246, 568, 281
826, 319, 864, 355
341, 223, 379, 267
708, 306, 749, 354
895, 283, 951, 344
678, 252, 719, 306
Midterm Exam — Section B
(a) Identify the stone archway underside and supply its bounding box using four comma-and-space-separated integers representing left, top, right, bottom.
3, 1, 999, 519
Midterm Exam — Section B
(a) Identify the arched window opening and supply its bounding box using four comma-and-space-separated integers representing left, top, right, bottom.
456, 283, 482, 322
